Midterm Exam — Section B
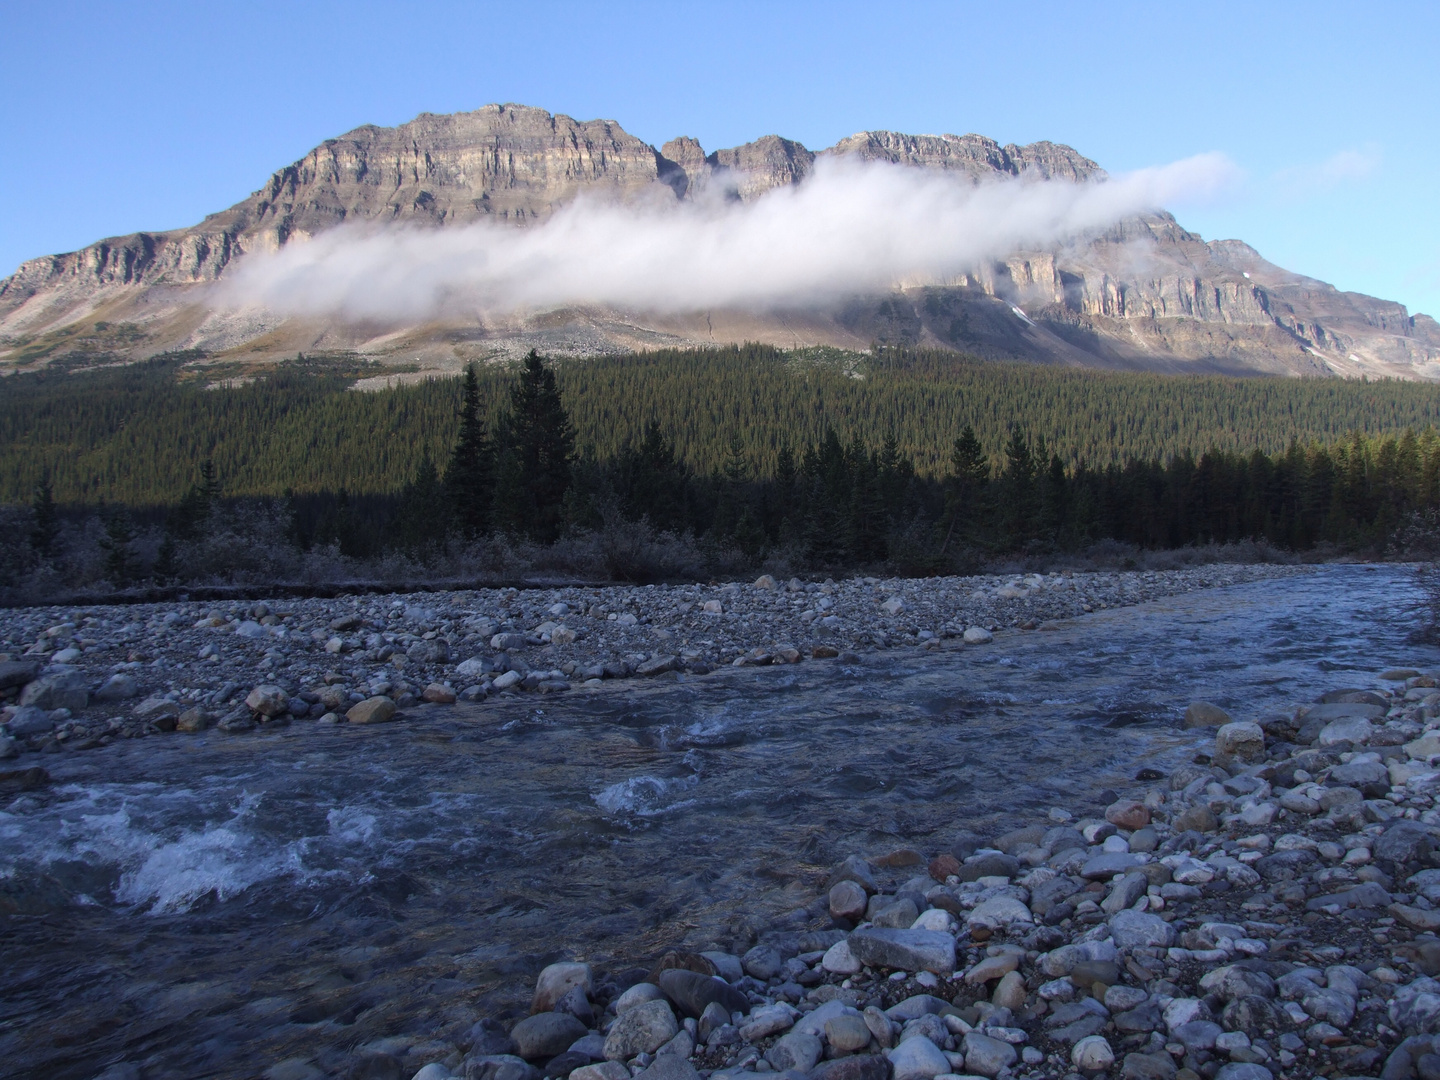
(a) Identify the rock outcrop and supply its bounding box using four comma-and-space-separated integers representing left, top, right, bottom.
2, 103, 1436, 380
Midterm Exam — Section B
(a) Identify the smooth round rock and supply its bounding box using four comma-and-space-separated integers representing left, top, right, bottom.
1072, 1035, 1115, 1071
830, 879, 869, 921
603, 999, 677, 1061
347, 696, 396, 724
510, 1012, 587, 1060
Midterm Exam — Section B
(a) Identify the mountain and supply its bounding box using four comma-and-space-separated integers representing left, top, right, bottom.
2, 103, 1437, 379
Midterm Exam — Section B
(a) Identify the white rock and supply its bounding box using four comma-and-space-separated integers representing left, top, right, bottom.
822, 939, 862, 974
1071, 1035, 1114, 1071
966, 895, 1032, 929
962, 627, 994, 644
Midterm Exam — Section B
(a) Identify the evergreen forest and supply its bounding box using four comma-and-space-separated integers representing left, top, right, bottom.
5, 344, 1440, 592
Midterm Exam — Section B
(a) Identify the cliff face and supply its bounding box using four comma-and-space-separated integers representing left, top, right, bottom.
2, 103, 1436, 380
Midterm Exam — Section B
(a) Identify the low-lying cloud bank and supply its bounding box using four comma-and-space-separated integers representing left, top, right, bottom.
217, 153, 1237, 322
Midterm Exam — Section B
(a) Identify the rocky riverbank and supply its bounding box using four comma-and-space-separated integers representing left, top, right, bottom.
0, 564, 1301, 756
309, 663, 1440, 1080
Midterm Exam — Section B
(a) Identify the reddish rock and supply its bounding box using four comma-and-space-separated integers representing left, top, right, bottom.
928, 854, 962, 881
1105, 800, 1151, 830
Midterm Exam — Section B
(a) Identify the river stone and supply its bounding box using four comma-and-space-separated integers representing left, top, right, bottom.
571, 1065, 630, 1080
1318, 716, 1375, 746
961, 1031, 1017, 1077
700, 951, 743, 983
1121, 1051, 1178, 1080
1213, 1066, 1274, 1080
347, 696, 397, 724
467, 1054, 539, 1080
966, 895, 1032, 930
766, 1031, 823, 1073
510, 1013, 587, 1060
1173, 805, 1219, 833
957, 853, 1019, 881
873, 898, 920, 928
1102, 872, 1149, 915
245, 684, 289, 717
1214, 722, 1265, 766
886, 1035, 949, 1080
884, 996, 948, 1022
823, 939, 861, 974
614, 982, 665, 1015
533, 962, 592, 1013
1105, 800, 1150, 829
1377, 820, 1436, 866
603, 1000, 677, 1060
1308, 701, 1387, 721
1185, 702, 1230, 728
636, 655, 680, 677
176, 707, 210, 732
94, 673, 138, 701
492, 633, 528, 651
657, 969, 748, 1018
962, 627, 994, 644
739, 1003, 797, 1042
847, 928, 956, 974
828, 855, 879, 893
992, 970, 1027, 1011
6, 705, 53, 736
1081, 852, 1142, 879
743, 944, 785, 980
830, 880, 869, 921
825, 1014, 873, 1053
1109, 910, 1175, 949
808, 1056, 891, 1080
19, 670, 89, 711
1072, 1035, 1115, 1071
0, 661, 39, 690
633, 1057, 701, 1080
1199, 966, 1276, 1002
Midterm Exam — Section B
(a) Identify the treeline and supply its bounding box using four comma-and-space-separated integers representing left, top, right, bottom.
6, 344, 1440, 507
305, 355, 1440, 567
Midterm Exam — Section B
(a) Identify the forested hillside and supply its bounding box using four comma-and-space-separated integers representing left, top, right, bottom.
5, 345, 1440, 506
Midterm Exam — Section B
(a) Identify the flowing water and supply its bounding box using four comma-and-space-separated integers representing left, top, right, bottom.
1, 566, 1435, 1079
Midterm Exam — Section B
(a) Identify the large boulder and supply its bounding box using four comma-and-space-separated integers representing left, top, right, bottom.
656, 968, 748, 1018
846, 928, 955, 974
509, 1012, 586, 1060
532, 962, 592, 1013
603, 1000, 677, 1060
19, 669, 89, 711
346, 697, 397, 724
245, 685, 290, 717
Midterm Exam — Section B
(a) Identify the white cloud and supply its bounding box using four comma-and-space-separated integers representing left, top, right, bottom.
1272, 144, 1381, 196
215, 151, 1239, 322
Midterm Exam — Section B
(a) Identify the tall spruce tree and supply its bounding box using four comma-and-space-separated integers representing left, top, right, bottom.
30, 478, 58, 558
445, 364, 492, 537
492, 351, 575, 543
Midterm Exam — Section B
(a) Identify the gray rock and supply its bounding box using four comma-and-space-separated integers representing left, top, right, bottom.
5, 705, 53, 736
245, 684, 289, 717
872, 898, 919, 928
1171, 1021, 1222, 1051
961, 1031, 1017, 1077
19, 669, 89, 711
1302, 987, 1356, 1027
1304, 881, 1392, 911
0, 661, 40, 690
807, 1056, 891, 1080
828, 855, 879, 893
1109, 910, 1175, 949
1072, 1035, 1115, 1072
636, 656, 680, 677
957, 853, 1019, 881
1198, 966, 1276, 1001
1102, 872, 1149, 914
766, 1031, 823, 1073
886, 1035, 949, 1080
743, 944, 785, 981
1120, 1051, 1177, 1079
656, 969, 749, 1018
700, 951, 744, 983
614, 982, 666, 1015
633, 1057, 700, 1080
846, 928, 955, 974
1377, 821, 1436, 866
1305, 701, 1386, 722
94, 673, 138, 701
532, 961, 592, 1013
884, 996, 949, 1021
491, 633, 528, 651
698, 1002, 730, 1043
824, 1014, 872, 1053
1081, 852, 1143, 879
465, 1054, 540, 1080
1213, 1065, 1273, 1080
603, 1000, 678, 1060
509, 1013, 586, 1060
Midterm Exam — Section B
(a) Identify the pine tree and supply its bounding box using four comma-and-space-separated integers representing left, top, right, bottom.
30, 478, 58, 558
940, 426, 989, 553
395, 454, 448, 554
492, 351, 575, 542
99, 506, 137, 586
445, 364, 492, 537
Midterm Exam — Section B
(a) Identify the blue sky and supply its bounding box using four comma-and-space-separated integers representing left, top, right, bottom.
3, 0, 1437, 319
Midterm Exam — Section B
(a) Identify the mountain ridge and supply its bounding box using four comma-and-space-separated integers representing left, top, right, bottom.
3, 102, 1437, 380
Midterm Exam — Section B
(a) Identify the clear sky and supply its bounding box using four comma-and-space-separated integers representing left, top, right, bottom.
2, 0, 1437, 319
